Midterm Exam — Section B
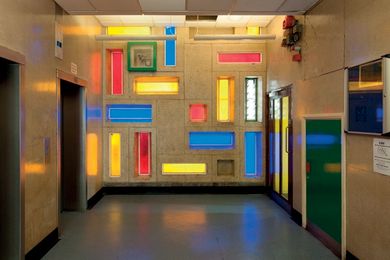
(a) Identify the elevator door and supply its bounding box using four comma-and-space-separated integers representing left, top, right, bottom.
268, 88, 292, 210
306, 119, 342, 244
60, 79, 86, 211
0, 57, 22, 259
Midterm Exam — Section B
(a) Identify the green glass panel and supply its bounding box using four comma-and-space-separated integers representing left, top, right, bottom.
306, 119, 341, 243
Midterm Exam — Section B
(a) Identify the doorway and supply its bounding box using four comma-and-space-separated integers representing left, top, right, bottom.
302, 115, 345, 257
0, 53, 24, 259
268, 87, 293, 212
59, 78, 87, 212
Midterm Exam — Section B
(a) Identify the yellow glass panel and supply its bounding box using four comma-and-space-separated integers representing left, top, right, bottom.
162, 163, 206, 175
87, 133, 98, 176
110, 133, 121, 177
247, 26, 260, 35
282, 96, 289, 198
217, 78, 234, 122
134, 76, 179, 95
107, 26, 151, 36
24, 163, 45, 174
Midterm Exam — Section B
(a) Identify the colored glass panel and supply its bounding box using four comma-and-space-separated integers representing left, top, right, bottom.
165, 26, 176, 66
245, 78, 257, 121
134, 76, 179, 95
245, 132, 262, 177
273, 98, 281, 193
190, 104, 207, 122
162, 163, 206, 175
111, 50, 123, 95
306, 119, 342, 243
106, 104, 152, 123
87, 133, 98, 176
247, 26, 260, 35
135, 132, 151, 176
218, 53, 261, 63
281, 96, 289, 198
217, 77, 234, 122
109, 133, 121, 177
189, 131, 235, 150
107, 26, 151, 36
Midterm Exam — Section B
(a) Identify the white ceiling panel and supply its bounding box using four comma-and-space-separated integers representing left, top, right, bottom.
233, 0, 285, 12
139, 0, 186, 12
186, 0, 233, 12
54, 0, 95, 12
120, 15, 154, 25
247, 15, 275, 27
152, 16, 186, 26
216, 15, 250, 27
89, 0, 141, 12
278, 0, 319, 12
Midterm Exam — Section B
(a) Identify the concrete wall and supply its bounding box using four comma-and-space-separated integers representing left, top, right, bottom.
0, 0, 103, 253
267, 0, 390, 258
103, 28, 266, 185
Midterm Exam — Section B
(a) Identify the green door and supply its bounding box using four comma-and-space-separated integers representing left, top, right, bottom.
306, 119, 341, 243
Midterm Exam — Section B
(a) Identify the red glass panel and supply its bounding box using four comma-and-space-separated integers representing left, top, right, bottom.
190, 104, 207, 122
111, 50, 123, 95
218, 53, 261, 63
135, 132, 151, 176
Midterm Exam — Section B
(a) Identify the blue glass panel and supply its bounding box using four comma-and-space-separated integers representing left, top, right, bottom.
87, 106, 102, 120
189, 131, 235, 150
245, 132, 262, 177
165, 26, 176, 66
106, 104, 152, 123
348, 92, 383, 133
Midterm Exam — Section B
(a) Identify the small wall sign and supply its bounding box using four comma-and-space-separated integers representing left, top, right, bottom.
373, 138, 390, 176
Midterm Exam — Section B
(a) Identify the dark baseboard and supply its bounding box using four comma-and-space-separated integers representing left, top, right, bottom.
87, 187, 104, 209
291, 207, 302, 225
25, 228, 59, 260
346, 251, 359, 260
103, 185, 267, 195
269, 191, 292, 214
306, 222, 341, 258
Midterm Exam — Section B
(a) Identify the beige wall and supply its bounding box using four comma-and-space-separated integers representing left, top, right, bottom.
0, 0, 103, 253
267, 0, 390, 258
103, 28, 266, 185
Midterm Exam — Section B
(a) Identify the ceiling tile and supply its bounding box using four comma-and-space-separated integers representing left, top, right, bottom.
54, 0, 95, 11
139, 0, 186, 12
278, 0, 320, 12
89, 0, 141, 11
186, 0, 233, 12
247, 15, 275, 26
233, 0, 285, 12
216, 15, 250, 27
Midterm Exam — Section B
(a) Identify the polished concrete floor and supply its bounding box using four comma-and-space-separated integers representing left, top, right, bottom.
44, 195, 337, 260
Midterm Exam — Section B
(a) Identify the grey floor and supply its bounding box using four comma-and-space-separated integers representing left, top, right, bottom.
44, 195, 338, 260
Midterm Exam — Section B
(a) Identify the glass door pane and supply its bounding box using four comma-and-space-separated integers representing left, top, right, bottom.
273, 98, 281, 193
281, 96, 290, 199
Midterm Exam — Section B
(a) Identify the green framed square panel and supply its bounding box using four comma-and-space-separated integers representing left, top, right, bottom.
127, 42, 157, 72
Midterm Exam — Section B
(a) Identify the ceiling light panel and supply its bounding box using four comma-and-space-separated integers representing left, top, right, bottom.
216, 15, 250, 27
186, 0, 233, 12
152, 16, 186, 26
89, 0, 141, 11
278, 0, 319, 12
139, 0, 186, 12
120, 15, 154, 25
54, 0, 95, 11
233, 0, 285, 12
247, 15, 275, 26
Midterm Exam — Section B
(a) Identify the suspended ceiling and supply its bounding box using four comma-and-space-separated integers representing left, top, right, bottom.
54, 0, 321, 15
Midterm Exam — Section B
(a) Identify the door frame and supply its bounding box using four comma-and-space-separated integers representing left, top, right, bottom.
267, 86, 293, 212
56, 69, 88, 236
301, 113, 346, 259
0, 45, 25, 259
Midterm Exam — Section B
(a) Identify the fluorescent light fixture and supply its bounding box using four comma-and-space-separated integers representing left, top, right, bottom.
193, 34, 276, 41
96, 35, 177, 41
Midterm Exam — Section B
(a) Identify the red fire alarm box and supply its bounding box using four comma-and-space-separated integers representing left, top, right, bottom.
292, 53, 302, 62
283, 16, 296, 29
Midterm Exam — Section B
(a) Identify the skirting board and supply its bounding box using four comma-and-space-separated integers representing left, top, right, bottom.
25, 228, 59, 260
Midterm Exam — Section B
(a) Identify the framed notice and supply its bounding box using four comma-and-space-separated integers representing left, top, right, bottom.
127, 42, 157, 72
373, 138, 390, 176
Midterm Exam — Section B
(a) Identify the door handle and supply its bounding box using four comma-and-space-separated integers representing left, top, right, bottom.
285, 126, 290, 153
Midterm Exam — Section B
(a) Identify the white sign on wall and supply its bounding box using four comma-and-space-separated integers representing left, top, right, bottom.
373, 138, 390, 176
55, 22, 63, 59
70, 62, 78, 75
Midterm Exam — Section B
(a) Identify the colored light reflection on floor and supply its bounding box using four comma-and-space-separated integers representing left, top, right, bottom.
163, 209, 207, 232
87, 133, 98, 176
162, 163, 206, 175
